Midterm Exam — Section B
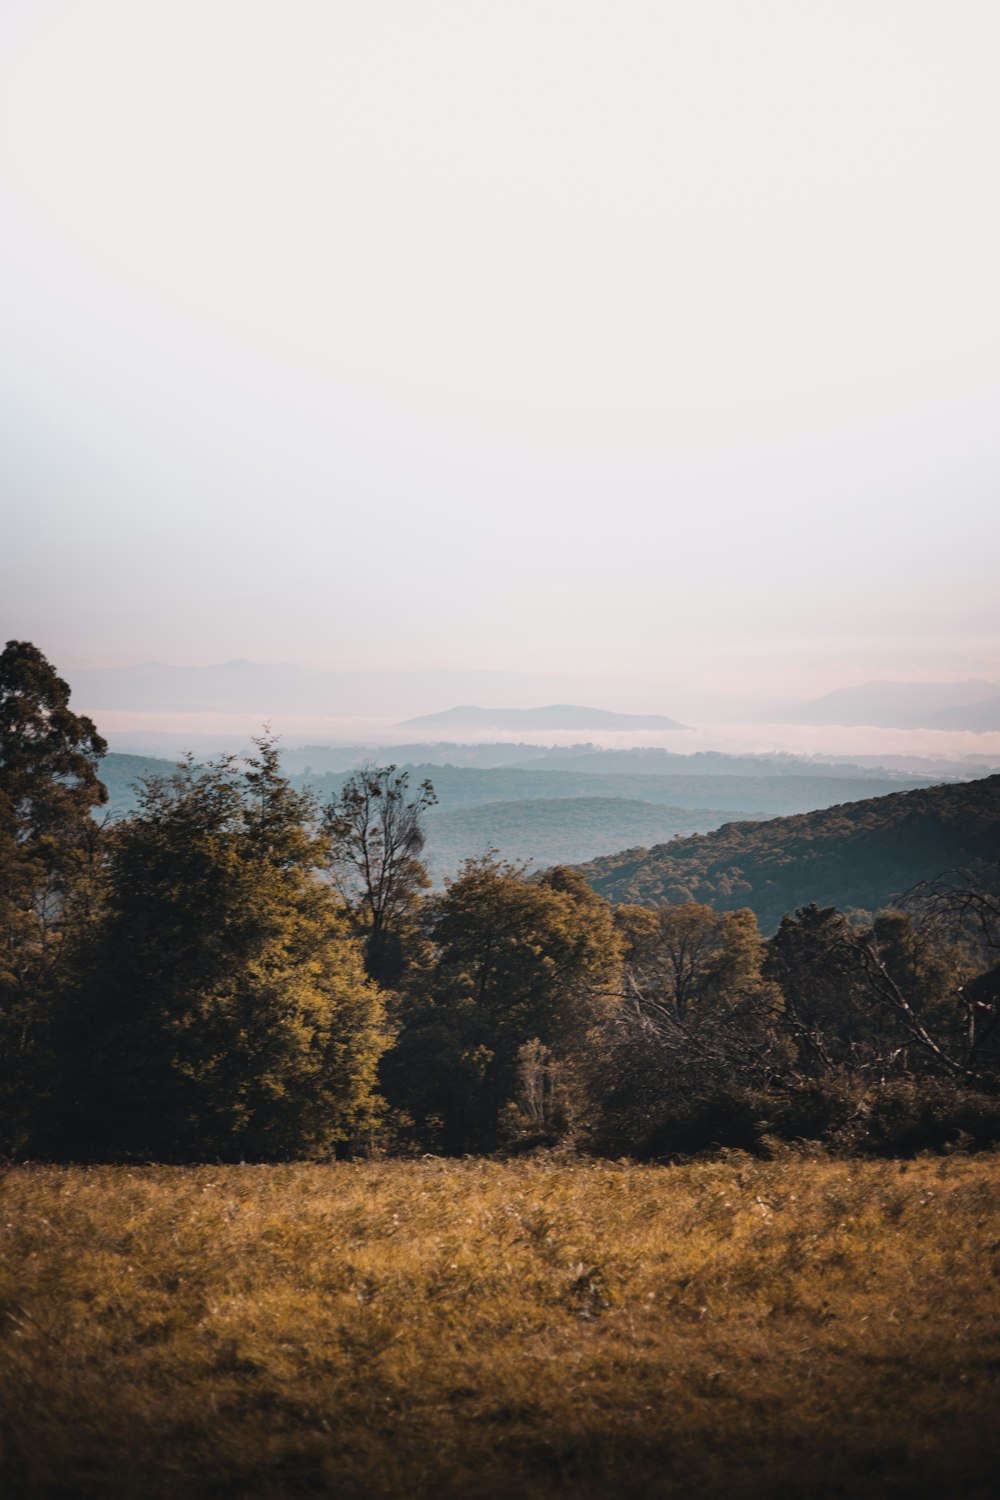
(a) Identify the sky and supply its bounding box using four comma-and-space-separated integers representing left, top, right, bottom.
2, 1, 999, 702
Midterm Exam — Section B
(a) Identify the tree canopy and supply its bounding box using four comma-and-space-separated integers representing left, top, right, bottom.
579, 775, 1000, 932
54, 740, 385, 1161
381, 856, 621, 1151
0, 641, 108, 1148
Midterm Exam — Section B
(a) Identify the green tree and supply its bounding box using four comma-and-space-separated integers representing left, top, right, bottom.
0, 641, 107, 1152
764, 904, 872, 1078
892, 883, 1000, 1083
582, 902, 783, 1155
851, 908, 995, 1084
616, 900, 777, 1026
382, 857, 621, 1151
323, 764, 436, 985
54, 739, 385, 1161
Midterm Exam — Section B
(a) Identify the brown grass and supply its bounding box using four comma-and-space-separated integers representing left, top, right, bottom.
1, 1153, 999, 1498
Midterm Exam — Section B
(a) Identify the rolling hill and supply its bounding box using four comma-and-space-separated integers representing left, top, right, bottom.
99, 754, 940, 823
98, 753, 187, 817
576, 774, 1000, 932
97, 754, 969, 899
296, 765, 939, 818
421, 798, 741, 878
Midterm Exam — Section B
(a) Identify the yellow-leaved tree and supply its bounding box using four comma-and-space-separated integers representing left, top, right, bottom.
53, 738, 385, 1162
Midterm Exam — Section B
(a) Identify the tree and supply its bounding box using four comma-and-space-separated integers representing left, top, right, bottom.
764, 898, 997, 1087
617, 901, 776, 1025
899, 881, 1000, 1081
53, 739, 385, 1161
381, 857, 621, 1151
323, 764, 436, 984
0, 641, 107, 1152
764, 904, 872, 1078
850, 905, 998, 1085
617, 902, 780, 1053
582, 902, 783, 1156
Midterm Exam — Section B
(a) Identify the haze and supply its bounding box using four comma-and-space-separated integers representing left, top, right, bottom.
2, 1, 999, 701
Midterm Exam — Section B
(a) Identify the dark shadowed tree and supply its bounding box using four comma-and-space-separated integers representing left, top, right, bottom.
580, 901, 784, 1156
53, 739, 385, 1162
763, 904, 872, 1078
0, 641, 107, 1152
850, 906, 998, 1085
381, 856, 620, 1151
323, 764, 436, 984
899, 880, 1000, 1080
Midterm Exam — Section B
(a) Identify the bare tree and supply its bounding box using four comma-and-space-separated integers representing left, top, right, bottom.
864, 878, 1000, 1082
323, 765, 436, 984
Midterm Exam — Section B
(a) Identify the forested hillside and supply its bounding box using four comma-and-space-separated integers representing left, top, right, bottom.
578, 774, 1000, 930
97, 752, 187, 815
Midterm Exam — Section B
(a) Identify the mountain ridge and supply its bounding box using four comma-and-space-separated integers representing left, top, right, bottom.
913, 695, 1000, 733
575, 773, 1000, 933
780, 679, 1000, 729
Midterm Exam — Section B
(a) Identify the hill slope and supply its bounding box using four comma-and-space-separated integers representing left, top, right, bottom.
99, 753, 181, 817
99, 754, 948, 885
916, 695, 1000, 732
422, 798, 741, 879
576, 775, 1000, 932
298, 765, 939, 818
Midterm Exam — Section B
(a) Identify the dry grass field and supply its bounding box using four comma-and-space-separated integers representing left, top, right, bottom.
2, 1153, 999, 1499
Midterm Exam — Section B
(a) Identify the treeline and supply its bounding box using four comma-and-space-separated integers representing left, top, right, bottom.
2, 642, 999, 1164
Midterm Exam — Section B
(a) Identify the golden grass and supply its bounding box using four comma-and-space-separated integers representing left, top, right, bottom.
2, 1153, 999, 1498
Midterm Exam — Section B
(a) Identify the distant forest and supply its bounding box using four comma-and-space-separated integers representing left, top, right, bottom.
580, 776, 1000, 933
3, 642, 1000, 1167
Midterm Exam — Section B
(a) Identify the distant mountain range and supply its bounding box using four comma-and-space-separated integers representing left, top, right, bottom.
397, 705, 686, 731
916, 696, 1000, 732
64, 662, 668, 720
64, 661, 1000, 736
576, 774, 1000, 932
781, 679, 1000, 730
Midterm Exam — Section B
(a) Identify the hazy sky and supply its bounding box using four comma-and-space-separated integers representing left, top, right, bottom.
2, 1, 998, 699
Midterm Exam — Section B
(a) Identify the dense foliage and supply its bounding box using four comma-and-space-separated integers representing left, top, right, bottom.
48, 742, 386, 1162
382, 860, 621, 1152
0, 641, 107, 1150
2, 645, 999, 1164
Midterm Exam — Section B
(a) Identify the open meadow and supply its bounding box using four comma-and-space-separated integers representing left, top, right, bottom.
2, 1154, 999, 1499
